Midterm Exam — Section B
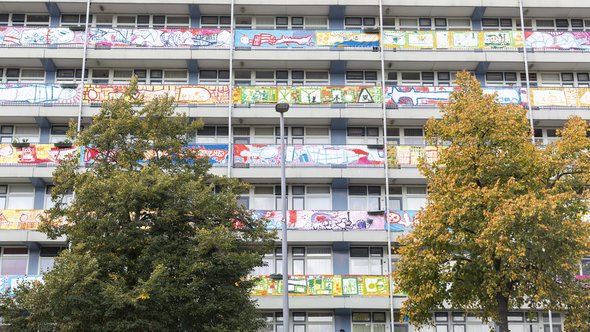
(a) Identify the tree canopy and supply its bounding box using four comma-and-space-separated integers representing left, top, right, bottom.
393, 71, 590, 331
0, 79, 274, 332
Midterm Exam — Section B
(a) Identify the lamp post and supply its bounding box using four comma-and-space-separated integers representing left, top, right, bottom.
275, 102, 290, 331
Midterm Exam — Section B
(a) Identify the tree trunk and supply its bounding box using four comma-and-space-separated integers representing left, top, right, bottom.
496, 292, 510, 332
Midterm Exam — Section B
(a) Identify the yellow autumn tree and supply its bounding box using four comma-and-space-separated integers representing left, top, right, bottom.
394, 71, 590, 332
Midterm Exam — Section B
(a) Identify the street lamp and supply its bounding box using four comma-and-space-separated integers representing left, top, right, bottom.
275, 102, 290, 332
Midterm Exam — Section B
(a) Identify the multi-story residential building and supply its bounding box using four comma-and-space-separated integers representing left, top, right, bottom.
0, 0, 589, 331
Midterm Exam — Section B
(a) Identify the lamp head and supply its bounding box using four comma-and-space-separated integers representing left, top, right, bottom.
275, 102, 290, 113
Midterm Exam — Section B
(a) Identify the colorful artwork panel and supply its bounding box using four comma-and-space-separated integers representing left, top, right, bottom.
253, 210, 386, 230
524, 31, 590, 50
315, 31, 379, 48
0, 144, 77, 165
250, 275, 396, 296
235, 30, 315, 48
84, 85, 230, 104
388, 145, 442, 167
233, 144, 384, 166
530, 88, 590, 107
387, 210, 420, 231
0, 27, 84, 46
0, 84, 81, 104
385, 86, 524, 106
88, 28, 231, 48
0, 210, 45, 230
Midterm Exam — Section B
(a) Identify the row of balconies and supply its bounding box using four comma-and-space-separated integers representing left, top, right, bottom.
0, 209, 418, 232
1, 83, 589, 108
0, 27, 590, 51
0, 143, 434, 168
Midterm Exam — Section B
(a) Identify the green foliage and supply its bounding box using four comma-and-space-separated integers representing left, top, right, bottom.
393, 71, 590, 331
0, 78, 275, 331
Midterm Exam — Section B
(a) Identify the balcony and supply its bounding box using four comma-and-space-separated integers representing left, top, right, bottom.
0, 209, 45, 230
1, 27, 589, 52
1, 83, 589, 111
0, 208, 419, 232
250, 274, 397, 297
254, 209, 418, 231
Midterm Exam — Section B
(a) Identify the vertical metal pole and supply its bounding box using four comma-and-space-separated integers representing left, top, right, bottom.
548, 310, 554, 332
279, 111, 289, 332
518, 0, 535, 142
378, 0, 395, 330
76, 0, 91, 134
227, 0, 235, 177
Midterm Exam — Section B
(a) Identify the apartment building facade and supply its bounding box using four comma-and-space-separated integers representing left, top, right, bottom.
0, 0, 589, 331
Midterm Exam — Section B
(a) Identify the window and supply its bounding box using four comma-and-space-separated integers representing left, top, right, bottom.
1, 13, 49, 27
39, 247, 65, 274
292, 247, 332, 275
406, 186, 427, 210
582, 258, 590, 275
61, 14, 91, 27
403, 128, 424, 145
45, 185, 74, 209
199, 70, 229, 84
533, 128, 558, 145
252, 248, 283, 276
1, 248, 28, 275
56, 69, 87, 83
0, 68, 45, 83
486, 72, 518, 87
349, 186, 381, 211
0, 125, 40, 143
90, 15, 189, 28
201, 16, 231, 28
0, 185, 35, 209
352, 312, 387, 332
347, 127, 380, 144
250, 185, 331, 210
305, 71, 329, 85
260, 312, 283, 332
350, 247, 384, 275
195, 125, 228, 144
345, 17, 376, 29
346, 71, 378, 85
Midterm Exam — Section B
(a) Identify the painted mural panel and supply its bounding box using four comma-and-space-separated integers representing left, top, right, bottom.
88, 28, 231, 48
388, 210, 420, 232
81, 144, 228, 165
0, 27, 230, 48
524, 31, 590, 50
253, 210, 386, 230
385, 86, 525, 106
233, 144, 384, 166
84, 85, 230, 104
250, 275, 392, 296
0, 84, 81, 104
388, 145, 442, 167
530, 87, 590, 107
314, 31, 379, 47
0, 210, 45, 230
384, 30, 525, 50
235, 30, 315, 48
234, 86, 381, 104
0, 27, 83, 46
0, 144, 77, 165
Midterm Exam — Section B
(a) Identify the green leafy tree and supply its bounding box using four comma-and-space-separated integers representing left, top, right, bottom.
394, 71, 590, 332
0, 79, 274, 332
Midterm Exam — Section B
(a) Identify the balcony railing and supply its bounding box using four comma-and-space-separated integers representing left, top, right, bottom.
2, 209, 419, 231
0, 209, 45, 230
0, 143, 439, 169
2, 27, 590, 51
254, 209, 418, 231
2, 83, 589, 108
250, 274, 396, 296
0, 27, 231, 48
0, 144, 77, 165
